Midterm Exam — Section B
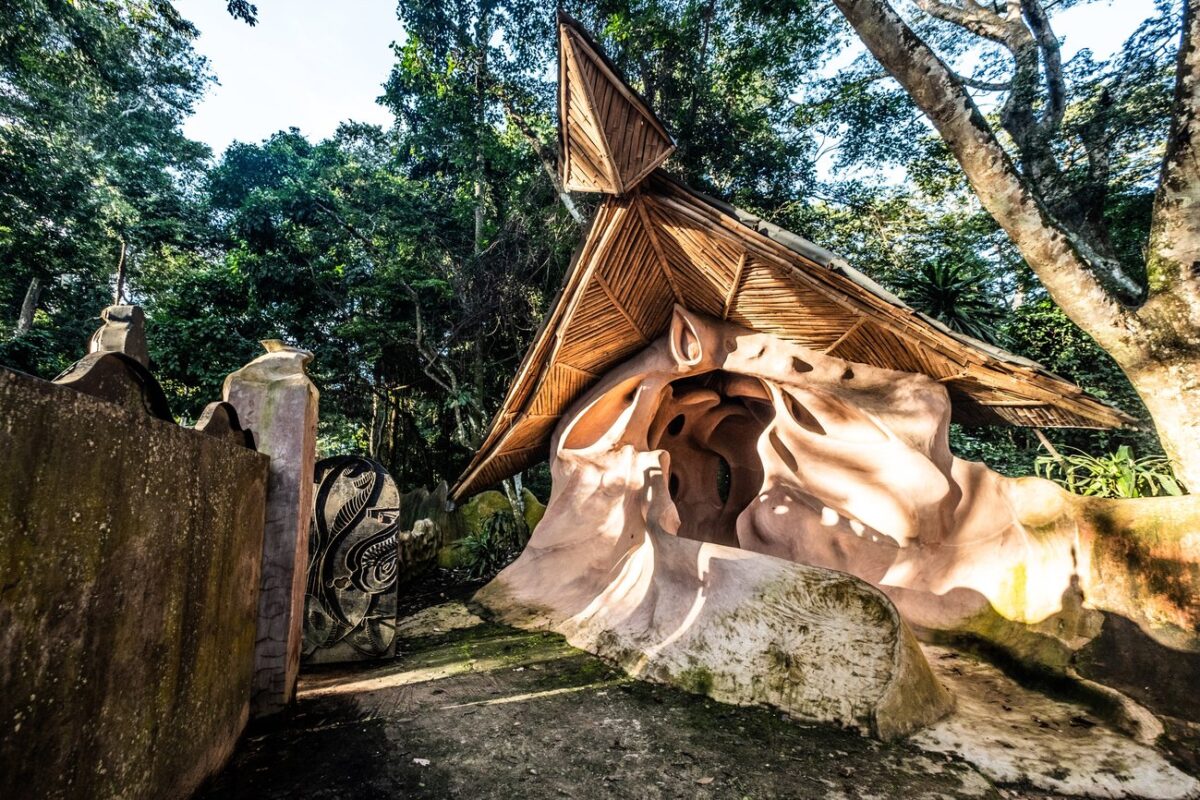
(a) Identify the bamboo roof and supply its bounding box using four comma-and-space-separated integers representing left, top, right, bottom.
558, 13, 676, 194
451, 20, 1134, 501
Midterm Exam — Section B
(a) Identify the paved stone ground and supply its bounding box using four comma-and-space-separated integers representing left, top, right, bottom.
201, 600, 1051, 800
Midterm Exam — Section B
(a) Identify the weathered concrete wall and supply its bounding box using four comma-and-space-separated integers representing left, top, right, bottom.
0, 367, 269, 800
224, 341, 318, 716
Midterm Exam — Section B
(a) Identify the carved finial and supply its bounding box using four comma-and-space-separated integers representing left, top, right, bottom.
260, 339, 314, 369
195, 401, 256, 449
89, 305, 150, 368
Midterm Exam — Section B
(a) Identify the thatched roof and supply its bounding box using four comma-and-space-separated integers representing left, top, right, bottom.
558, 13, 675, 193
451, 17, 1133, 501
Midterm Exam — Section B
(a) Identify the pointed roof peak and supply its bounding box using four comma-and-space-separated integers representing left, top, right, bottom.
558, 12, 676, 195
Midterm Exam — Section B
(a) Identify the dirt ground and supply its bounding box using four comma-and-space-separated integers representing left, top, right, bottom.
199, 575, 1073, 800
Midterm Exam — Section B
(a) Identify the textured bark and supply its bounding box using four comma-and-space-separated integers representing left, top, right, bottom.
14, 276, 42, 335
832, 0, 1135, 345
833, 0, 1200, 489
1146, 0, 1200, 343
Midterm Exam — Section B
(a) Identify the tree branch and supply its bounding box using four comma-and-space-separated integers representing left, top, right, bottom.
914, 0, 1013, 43
492, 87, 584, 223
831, 0, 1139, 353
953, 71, 1012, 91
1021, 0, 1066, 134
1145, 0, 1200, 339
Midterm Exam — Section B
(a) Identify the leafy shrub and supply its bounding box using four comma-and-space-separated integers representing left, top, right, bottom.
460, 511, 520, 579
1035, 445, 1184, 498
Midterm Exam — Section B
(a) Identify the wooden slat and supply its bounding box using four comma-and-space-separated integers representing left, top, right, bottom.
594, 272, 651, 343
824, 318, 866, 354
561, 34, 618, 191
722, 252, 747, 319
729, 264, 860, 350
557, 17, 675, 195
456, 176, 1133, 498
634, 192, 684, 304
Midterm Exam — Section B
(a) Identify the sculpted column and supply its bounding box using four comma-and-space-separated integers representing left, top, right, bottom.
224, 340, 319, 716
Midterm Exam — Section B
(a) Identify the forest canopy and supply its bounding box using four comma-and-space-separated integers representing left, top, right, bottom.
0, 0, 1184, 496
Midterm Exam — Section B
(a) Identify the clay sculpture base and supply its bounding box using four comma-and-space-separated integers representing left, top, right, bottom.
477, 517, 952, 740
475, 307, 1200, 740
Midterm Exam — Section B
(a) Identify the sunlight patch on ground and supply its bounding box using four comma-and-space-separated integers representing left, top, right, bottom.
438, 680, 629, 710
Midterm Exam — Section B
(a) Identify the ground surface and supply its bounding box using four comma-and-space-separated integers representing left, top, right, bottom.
200, 573, 1196, 800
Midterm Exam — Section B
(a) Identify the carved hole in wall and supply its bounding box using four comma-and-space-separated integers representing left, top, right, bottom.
715, 456, 732, 504
561, 376, 643, 451
783, 391, 826, 435
650, 371, 771, 547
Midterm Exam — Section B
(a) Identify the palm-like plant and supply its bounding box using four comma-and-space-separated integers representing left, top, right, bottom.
893, 260, 1005, 344
1035, 445, 1184, 498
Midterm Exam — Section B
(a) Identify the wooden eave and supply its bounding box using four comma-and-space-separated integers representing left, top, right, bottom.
452, 171, 1135, 500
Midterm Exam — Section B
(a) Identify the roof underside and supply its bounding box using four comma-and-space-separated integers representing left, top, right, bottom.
451, 15, 1133, 501
453, 171, 1134, 499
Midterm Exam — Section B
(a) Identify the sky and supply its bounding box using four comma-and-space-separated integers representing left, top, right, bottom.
179, 0, 1161, 157
178, 0, 405, 154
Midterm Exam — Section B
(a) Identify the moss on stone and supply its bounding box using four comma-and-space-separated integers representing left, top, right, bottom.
676, 665, 715, 696
522, 487, 546, 532
454, 490, 513, 539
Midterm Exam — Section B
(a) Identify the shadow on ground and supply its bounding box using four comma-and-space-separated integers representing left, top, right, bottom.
198, 594, 1047, 800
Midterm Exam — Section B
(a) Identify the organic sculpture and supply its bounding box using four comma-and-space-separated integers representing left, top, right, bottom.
305, 457, 402, 661
224, 340, 319, 713
476, 308, 1200, 735
53, 304, 172, 420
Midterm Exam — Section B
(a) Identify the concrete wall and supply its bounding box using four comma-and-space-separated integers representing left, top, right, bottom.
0, 367, 269, 799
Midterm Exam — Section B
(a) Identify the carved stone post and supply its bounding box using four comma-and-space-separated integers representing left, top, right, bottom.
88, 304, 150, 367
224, 341, 319, 716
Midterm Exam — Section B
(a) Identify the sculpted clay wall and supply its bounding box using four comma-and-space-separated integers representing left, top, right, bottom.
476, 307, 1200, 742
0, 367, 269, 800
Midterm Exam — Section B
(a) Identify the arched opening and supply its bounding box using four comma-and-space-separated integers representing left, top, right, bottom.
649, 371, 772, 547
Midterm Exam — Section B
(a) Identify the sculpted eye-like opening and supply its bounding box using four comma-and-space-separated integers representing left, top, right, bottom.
650, 371, 770, 548
715, 456, 732, 504
782, 391, 826, 435
560, 377, 644, 451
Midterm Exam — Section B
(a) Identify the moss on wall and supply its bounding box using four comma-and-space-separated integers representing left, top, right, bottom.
0, 367, 269, 800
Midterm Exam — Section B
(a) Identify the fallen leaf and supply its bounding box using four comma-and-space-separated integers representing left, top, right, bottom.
696, 776, 714, 785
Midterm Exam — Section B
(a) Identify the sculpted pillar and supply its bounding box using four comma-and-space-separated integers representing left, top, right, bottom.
224, 340, 319, 716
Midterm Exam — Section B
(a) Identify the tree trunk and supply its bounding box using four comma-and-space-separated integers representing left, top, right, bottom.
832, 0, 1200, 490
14, 276, 42, 335
502, 473, 530, 544
1125, 358, 1200, 490
113, 238, 128, 305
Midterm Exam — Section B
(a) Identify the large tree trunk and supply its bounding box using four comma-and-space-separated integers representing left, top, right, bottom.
1125, 359, 1200, 488
1134, 0, 1200, 487
14, 276, 42, 335
832, 0, 1200, 490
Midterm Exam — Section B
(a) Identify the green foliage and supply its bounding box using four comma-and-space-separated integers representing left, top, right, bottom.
894, 260, 1004, 344
460, 511, 520, 579
225, 1, 258, 25
0, 0, 1187, 494
949, 424, 1039, 477
0, 0, 211, 373
577, 0, 836, 209
1035, 445, 1184, 499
